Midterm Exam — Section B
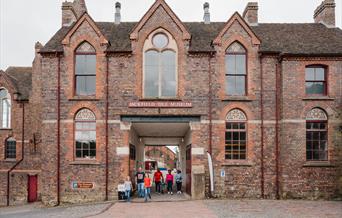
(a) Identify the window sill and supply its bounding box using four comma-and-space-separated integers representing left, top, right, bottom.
221, 161, 253, 167
70, 160, 101, 165
221, 96, 254, 102
69, 96, 99, 101
0, 128, 12, 131
303, 161, 334, 167
302, 96, 334, 101
3, 159, 17, 162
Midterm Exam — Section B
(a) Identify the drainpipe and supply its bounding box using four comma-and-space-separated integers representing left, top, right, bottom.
6, 102, 25, 206
57, 53, 61, 205
275, 57, 282, 199
105, 55, 109, 201
259, 55, 265, 198
207, 52, 214, 197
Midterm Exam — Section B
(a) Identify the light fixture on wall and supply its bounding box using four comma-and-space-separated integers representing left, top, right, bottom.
181, 138, 184, 142
139, 138, 142, 142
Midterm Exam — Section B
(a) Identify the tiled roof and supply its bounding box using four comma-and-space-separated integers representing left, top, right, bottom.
5, 67, 32, 100
40, 21, 342, 55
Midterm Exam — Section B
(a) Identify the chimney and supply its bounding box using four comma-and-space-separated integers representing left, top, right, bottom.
243, 2, 258, 26
35, 42, 43, 54
314, 0, 335, 28
115, 2, 121, 25
203, 2, 210, 24
73, 0, 88, 17
62, 1, 77, 27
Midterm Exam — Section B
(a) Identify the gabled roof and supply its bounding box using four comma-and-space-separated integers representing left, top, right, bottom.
4, 67, 32, 100
130, 0, 190, 40
40, 21, 342, 56
213, 12, 260, 46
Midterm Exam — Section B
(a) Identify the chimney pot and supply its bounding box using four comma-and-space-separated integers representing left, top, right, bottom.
203, 2, 210, 24
115, 2, 121, 24
243, 2, 258, 26
314, 0, 335, 28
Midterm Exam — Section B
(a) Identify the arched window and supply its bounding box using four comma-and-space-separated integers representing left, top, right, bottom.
306, 108, 328, 161
225, 42, 247, 96
225, 109, 247, 160
5, 137, 16, 159
0, 88, 11, 128
75, 42, 96, 96
75, 108, 96, 159
144, 31, 177, 98
305, 65, 327, 95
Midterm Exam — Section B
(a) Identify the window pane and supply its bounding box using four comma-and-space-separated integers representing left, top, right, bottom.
315, 68, 325, 81
226, 75, 236, 95
306, 151, 312, 160
85, 76, 96, 95
225, 132, 231, 141
235, 76, 246, 95
76, 55, 96, 75
240, 132, 246, 141
306, 82, 324, 94
144, 50, 159, 97
76, 76, 86, 95
152, 34, 168, 48
236, 55, 246, 75
161, 50, 176, 97
225, 55, 235, 75
305, 68, 315, 80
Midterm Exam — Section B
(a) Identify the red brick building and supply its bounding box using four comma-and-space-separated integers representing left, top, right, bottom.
0, 0, 341, 206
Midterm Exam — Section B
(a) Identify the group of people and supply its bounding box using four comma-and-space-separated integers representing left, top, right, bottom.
123, 167, 183, 202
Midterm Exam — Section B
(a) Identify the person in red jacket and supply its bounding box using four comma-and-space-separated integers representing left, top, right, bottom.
153, 168, 164, 194
165, 169, 174, 195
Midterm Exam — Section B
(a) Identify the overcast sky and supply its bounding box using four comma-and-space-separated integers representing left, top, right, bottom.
0, 0, 341, 70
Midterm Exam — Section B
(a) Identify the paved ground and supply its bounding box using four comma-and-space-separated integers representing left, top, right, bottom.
1, 199, 341, 218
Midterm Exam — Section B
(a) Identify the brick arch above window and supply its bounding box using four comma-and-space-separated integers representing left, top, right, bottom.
220, 103, 255, 121
76, 41, 96, 53
226, 109, 247, 121
75, 108, 96, 121
306, 108, 328, 121
68, 102, 102, 120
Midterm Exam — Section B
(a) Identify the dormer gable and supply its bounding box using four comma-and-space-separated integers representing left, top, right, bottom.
130, 0, 190, 41
214, 12, 260, 46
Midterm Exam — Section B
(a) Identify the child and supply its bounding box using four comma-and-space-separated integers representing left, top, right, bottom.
175, 169, 183, 194
166, 169, 174, 195
144, 174, 152, 202
124, 176, 133, 202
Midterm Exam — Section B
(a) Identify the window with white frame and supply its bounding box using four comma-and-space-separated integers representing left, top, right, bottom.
75, 108, 96, 159
143, 31, 177, 98
0, 88, 11, 128
5, 137, 16, 159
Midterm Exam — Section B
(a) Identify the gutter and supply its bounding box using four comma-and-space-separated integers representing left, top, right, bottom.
6, 102, 25, 206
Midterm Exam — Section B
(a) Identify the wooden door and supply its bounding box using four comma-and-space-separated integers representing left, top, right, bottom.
28, 175, 38, 202
185, 144, 191, 195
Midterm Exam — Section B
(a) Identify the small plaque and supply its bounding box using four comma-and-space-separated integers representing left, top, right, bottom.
71, 181, 95, 189
220, 169, 225, 177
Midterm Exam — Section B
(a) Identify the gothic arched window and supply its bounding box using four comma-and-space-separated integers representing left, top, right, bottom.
306, 108, 328, 161
0, 88, 11, 128
75, 42, 96, 96
75, 108, 96, 159
225, 42, 247, 96
225, 109, 247, 160
144, 31, 177, 98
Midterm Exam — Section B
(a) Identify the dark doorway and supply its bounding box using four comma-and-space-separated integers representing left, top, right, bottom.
186, 144, 191, 195
28, 175, 38, 202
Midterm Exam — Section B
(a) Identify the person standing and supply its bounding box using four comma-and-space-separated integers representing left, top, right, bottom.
144, 174, 152, 202
124, 176, 133, 202
135, 167, 145, 198
166, 169, 174, 195
153, 168, 164, 194
175, 170, 183, 194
